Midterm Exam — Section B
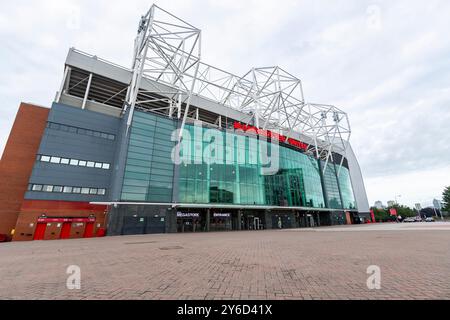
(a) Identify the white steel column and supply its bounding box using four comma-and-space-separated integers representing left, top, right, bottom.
56, 66, 70, 103
82, 73, 93, 109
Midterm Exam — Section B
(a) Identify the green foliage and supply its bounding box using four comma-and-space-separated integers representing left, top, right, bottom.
387, 204, 416, 218
443, 186, 450, 212
370, 207, 394, 222
370, 204, 417, 222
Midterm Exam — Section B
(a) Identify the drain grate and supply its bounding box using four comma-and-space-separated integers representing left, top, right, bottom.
159, 246, 183, 250
124, 241, 158, 245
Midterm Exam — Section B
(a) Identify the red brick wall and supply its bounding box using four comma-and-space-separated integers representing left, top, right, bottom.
14, 200, 108, 241
0, 103, 49, 236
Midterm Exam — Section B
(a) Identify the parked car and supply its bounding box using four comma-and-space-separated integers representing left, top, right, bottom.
414, 216, 423, 222
403, 217, 415, 223
425, 217, 435, 222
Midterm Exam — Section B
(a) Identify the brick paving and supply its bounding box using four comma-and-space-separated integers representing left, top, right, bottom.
0, 222, 450, 300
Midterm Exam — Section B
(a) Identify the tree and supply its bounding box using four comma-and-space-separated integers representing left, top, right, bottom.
443, 186, 450, 212
370, 207, 394, 222
387, 204, 416, 218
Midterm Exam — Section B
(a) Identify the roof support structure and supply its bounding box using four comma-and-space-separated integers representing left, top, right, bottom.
124, 4, 352, 172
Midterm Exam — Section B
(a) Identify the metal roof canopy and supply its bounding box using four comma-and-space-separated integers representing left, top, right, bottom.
90, 202, 356, 212
125, 4, 352, 175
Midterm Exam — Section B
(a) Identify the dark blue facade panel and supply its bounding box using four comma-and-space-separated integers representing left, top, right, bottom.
26, 102, 122, 202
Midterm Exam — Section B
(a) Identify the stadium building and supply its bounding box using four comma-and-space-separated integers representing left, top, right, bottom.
0, 5, 370, 241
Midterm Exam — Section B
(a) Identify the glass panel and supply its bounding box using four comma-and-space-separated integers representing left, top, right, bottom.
79, 160, 87, 167
41, 156, 50, 162
81, 188, 90, 194
50, 157, 61, 164
32, 184, 43, 191
42, 185, 53, 192
60, 158, 70, 165
63, 186, 73, 193
70, 159, 79, 166
86, 161, 95, 168
53, 186, 63, 193
102, 163, 110, 170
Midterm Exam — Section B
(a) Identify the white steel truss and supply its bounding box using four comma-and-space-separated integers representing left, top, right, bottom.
126, 4, 351, 174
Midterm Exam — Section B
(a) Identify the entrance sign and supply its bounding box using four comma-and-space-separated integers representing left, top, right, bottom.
213, 213, 231, 218
177, 212, 200, 218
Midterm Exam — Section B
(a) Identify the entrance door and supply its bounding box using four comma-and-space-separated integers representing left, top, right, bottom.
254, 217, 260, 230
122, 217, 146, 235
33, 223, 46, 240
83, 222, 94, 238
60, 222, 72, 239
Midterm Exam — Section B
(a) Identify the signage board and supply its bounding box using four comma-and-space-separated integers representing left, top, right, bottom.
234, 122, 308, 152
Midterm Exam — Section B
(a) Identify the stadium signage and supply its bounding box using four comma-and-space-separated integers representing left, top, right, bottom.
176, 212, 200, 218
233, 122, 308, 152
213, 213, 231, 218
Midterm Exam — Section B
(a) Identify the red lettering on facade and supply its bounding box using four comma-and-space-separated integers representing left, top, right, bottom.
233, 122, 308, 151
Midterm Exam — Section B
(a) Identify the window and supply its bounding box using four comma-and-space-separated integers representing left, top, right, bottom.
50, 157, 61, 164
29, 184, 106, 196
38, 155, 111, 170
46, 122, 115, 141
72, 187, 81, 194
43, 185, 53, 192
32, 184, 43, 191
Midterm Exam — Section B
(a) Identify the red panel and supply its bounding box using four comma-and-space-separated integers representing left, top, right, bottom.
83, 222, 94, 238
60, 222, 72, 239
33, 223, 46, 240
21, 200, 107, 211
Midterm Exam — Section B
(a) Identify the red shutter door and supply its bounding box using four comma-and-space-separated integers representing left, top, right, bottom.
33, 223, 46, 240
60, 222, 72, 239
83, 222, 94, 238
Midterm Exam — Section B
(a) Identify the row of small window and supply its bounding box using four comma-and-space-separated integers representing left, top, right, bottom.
37, 155, 111, 170
28, 184, 106, 195
46, 122, 115, 140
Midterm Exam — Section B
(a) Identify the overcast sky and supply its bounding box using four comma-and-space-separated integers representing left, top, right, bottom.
1, 0, 449, 208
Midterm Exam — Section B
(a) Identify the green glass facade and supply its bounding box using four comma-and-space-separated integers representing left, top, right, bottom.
121, 111, 176, 202
338, 166, 357, 210
121, 112, 357, 211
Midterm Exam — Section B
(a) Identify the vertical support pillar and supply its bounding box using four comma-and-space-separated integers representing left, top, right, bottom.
206, 209, 210, 232
237, 210, 242, 230
82, 73, 93, 110
56, 66, 70, 103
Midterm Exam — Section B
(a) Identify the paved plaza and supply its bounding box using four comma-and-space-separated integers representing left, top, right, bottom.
1, 222, 450, 300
